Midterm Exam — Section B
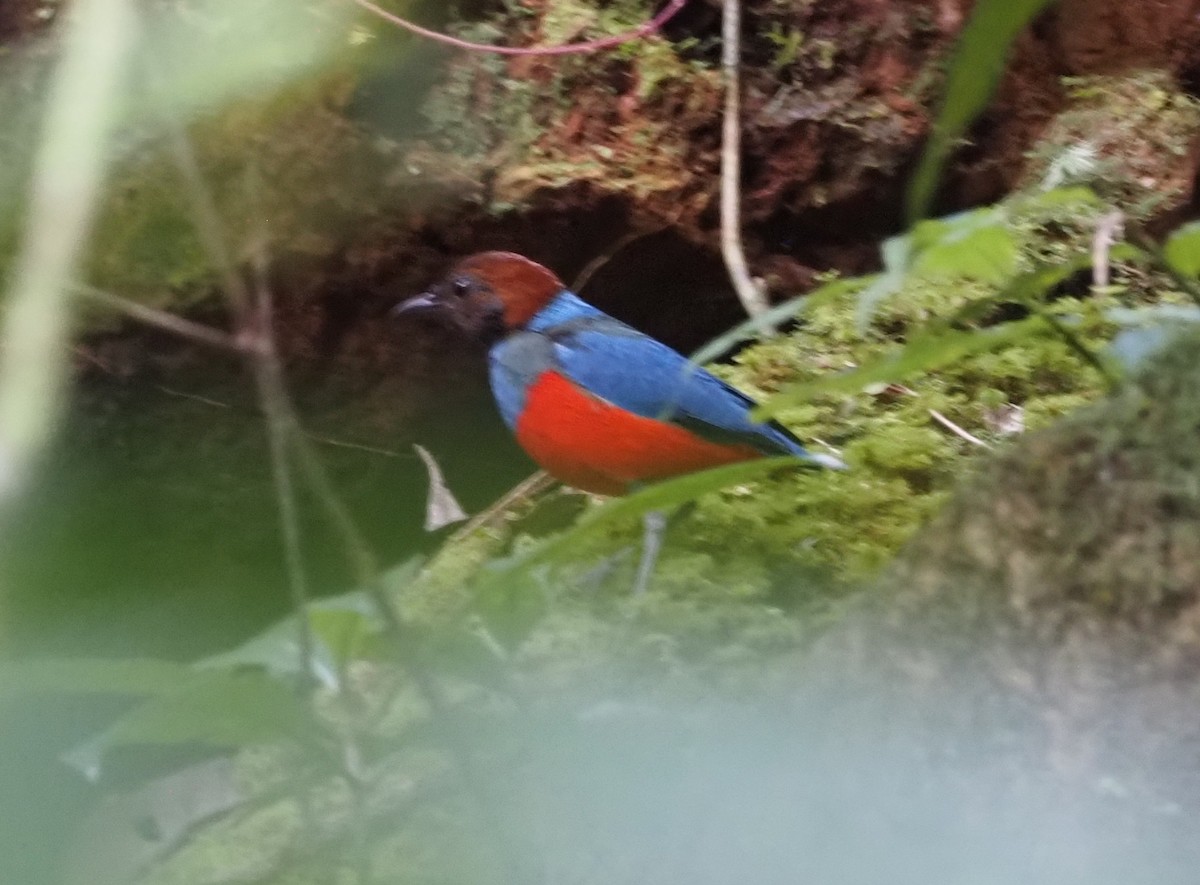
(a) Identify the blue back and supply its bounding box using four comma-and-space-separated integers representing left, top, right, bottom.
490, 291, 832, 464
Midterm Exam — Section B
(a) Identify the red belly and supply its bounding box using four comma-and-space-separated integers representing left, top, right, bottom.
513, 370, 761, 496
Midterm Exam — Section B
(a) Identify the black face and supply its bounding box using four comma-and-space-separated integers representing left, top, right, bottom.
394, 272, 507, 345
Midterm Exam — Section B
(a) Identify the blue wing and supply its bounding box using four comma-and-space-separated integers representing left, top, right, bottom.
520, 292, 833, 463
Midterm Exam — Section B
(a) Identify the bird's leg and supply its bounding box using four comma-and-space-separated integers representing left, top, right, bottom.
630, 501, 699, 595
632, 509, 667, 596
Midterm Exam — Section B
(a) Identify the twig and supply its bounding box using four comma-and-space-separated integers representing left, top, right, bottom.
571, 225, 670, 294
151, 52, 534, 877
928, 409, 992, 449
1091, 210, 1124, 288
808, 436, 845, 460
74, 284, 245, 353
245, 179, 317, 691
304, 434, 402, 458
1035, 308, 1120, 390
154, 385, 232, 409
719, 0, 773, 330
446, 470, 557, 545
160, 103, 255, 332
352, 0, 687, 56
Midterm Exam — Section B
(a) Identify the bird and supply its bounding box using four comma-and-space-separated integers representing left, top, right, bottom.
396, 251, 840, 590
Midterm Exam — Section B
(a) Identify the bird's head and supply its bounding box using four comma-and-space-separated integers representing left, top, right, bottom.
395, 251, 565, 344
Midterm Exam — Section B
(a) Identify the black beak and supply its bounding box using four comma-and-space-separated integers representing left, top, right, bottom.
392, 292, 441, 316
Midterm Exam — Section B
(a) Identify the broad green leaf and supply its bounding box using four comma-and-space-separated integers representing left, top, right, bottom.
856, 209, 1017, 330
1015, 185, 1101, 212
198, 617, 340, 688
472, 577, 549, 653
910, 211, 1017, 284
416, 625, 511, 690
64, 669, 315, 778
754, 318, 1045, 417
309, 608, 387, 668
198, 589, 388, 687
0, 657, 190, 700
1163, 221, 1200, 278
907, 0, 1058, 222
944, 246, 1144, 328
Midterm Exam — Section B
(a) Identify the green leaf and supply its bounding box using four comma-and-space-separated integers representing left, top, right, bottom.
309, 607, 386, 668
493, 457, 823, 578
417, 625, 511, 690
64, 669, 315, 779
197, 590, 387, 687
754, 318, 1045, 417
855, 209, 1018, 330
472, 458, 827, 646
1163, 221, 1200, 278
0, 657, 191, 700
944, 246, 1144, 327
198, 617, 339, 687
909, 210, 1017, 284
906, 0, 1058, 222
471, 579, 548, 653
1015, 185, 1101, 213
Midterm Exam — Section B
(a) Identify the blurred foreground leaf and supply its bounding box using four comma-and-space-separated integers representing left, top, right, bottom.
0, 657, 190, 699
907, 0, 1057, 221
130, 0, 351, 125
199, 589, 390, 687
64, 669, 315, 780
491, 456, 819, 578
1163, 221, 1200, 278
755, 318, 1045, 417
0, 0, 138, 501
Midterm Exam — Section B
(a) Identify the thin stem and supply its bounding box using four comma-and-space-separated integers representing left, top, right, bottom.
352, 0, 687, 57
284, 380, 537, 884
719, 0, 772, 328
151, 55, 533, 879
1091, 210, 1124, 289
928, 408, 992, 449
74, 284, 245, 353
1036, 309, 1120, 391
247, 198, 317, 691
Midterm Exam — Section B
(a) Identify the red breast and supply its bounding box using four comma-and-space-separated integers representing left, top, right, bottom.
514, 370, 761, 496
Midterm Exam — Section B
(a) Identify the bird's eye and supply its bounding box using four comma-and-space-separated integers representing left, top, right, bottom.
452, 277, 472, 297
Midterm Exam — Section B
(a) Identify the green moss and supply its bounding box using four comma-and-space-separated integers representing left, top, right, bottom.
1025, 70, 1200, 218
514, 190, 1188, 600
413, 0, 715, 211
883, 330, 1200, 643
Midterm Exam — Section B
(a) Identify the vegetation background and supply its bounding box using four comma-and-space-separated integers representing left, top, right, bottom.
2, 0, 1200, 882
